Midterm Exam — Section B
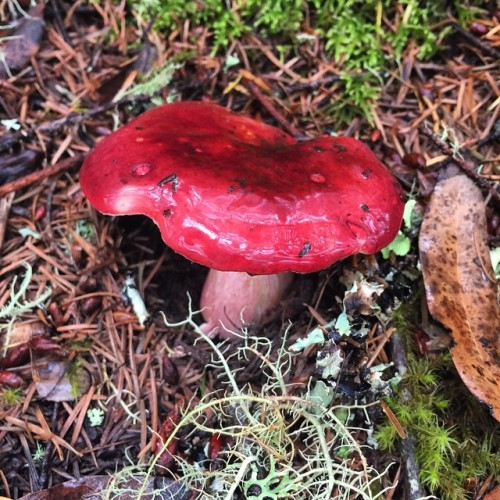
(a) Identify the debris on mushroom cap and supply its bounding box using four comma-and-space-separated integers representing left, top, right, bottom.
80, 101, 404, 274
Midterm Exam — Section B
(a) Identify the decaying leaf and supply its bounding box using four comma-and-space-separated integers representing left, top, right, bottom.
419, 174, 500, 421
35, 361, 90, 402
18, 475, 190, 500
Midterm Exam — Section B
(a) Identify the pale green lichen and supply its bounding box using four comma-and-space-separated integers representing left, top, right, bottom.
1, 263, 52, 355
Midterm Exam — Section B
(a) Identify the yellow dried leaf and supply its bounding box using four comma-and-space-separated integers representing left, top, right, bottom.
419, 174, 500, 421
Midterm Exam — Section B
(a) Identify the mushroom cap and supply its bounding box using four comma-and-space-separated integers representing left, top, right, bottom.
80, 101, 404, 274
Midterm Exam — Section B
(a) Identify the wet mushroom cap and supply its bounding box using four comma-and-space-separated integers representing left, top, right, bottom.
80, 101, 404, 274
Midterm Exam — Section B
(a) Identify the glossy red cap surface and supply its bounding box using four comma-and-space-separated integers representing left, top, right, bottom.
80, 102, 404, 274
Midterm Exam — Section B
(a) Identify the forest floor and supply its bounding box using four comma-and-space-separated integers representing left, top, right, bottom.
0, 2, 499, 500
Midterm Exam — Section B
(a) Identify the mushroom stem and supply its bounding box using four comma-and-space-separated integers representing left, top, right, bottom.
199, 270, 293, 338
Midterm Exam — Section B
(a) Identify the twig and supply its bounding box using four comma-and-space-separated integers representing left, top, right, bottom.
366, 327, 396, 368
0, 154, 83, 197
400, 434, 424, 500
418, 124, 500, 205
0, 94, 153, 153
19, 433, 40, 491
284, 74, 341, 93
390, 332, 425, 500
245, 81, 301, 137
476, 123, 500, 147
450, 22, 500, 60
38, 405, 58, 489
50, 0, 73, 45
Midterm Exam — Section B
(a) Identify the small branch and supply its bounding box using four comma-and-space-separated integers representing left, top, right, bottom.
419, 124, 500, 205
390, 333, 425, 500
450, 22, 500, 60
0, 154, 83, 197
284, 74, 341, 93
400, 434, 425, 500
476, 125, 500, 148
0, 94, 153, 153
38, 405, 58, 489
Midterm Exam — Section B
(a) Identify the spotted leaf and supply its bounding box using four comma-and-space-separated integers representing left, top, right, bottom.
419, 174, 500, 421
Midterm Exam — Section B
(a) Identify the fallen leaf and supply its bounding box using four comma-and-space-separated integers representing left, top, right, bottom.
419, 174, 500, 421
0, 3, 45, 79
18, 475, 191, 500
35, 361, 90, 402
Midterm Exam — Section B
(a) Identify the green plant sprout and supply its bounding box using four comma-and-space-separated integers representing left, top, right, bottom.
61, 219, 97, 262
74, 219, 97, 241
119, 60, 182, 104
381, 199, 417, 258
381, 232, 411, 258
32, 441, 45, 464
0, 263, 52, 356
0, 386, 23, 408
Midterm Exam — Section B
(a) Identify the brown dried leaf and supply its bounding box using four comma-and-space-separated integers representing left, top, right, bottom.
419, 174, 500, 421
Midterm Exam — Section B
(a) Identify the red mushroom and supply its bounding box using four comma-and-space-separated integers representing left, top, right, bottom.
80, 102, 404, 336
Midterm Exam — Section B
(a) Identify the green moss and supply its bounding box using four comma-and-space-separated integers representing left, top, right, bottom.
68, 359, 85, 399
0, 386, 23, 408
377, 290, 500, 499
126, 0, 486, 124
